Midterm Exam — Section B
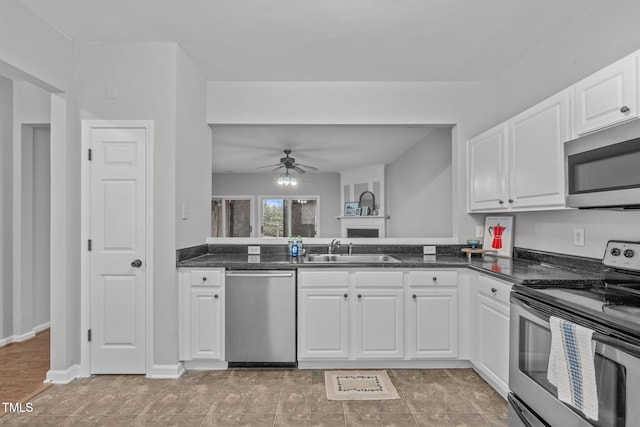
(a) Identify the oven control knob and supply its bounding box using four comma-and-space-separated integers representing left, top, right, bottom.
624, 249, 635, 258
611, 248, 621, 256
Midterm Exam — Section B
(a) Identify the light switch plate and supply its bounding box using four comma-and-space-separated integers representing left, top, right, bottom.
423, 245, 436, 255
475, 226, 484, 238
248, 246, 261, 255
574, 228, 585, 246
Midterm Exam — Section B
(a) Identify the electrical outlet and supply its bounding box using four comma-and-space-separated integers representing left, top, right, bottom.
248, 246, 260, 255
475, 226, 484, 238
574, 228, 585, 247
423, 245, 436, 255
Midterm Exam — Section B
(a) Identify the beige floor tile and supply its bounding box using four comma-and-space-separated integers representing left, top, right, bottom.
345, 412, 383, 427
310, 390, 344, 414
310, 413, 346, 427
0, 414, 68, 426
342, 400, 380, 414
447, 412, 491, 427
238, 412, 276, 427
412, 412, 454, 427
277, 389, 311, 415
480, 412, 509, 427
379, 412, 418, 427
274, 412, 312, 426
201, 412, 242, 427
58, 414, 137, 426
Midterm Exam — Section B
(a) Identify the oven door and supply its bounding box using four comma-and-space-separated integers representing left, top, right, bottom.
510, 294, 640, 427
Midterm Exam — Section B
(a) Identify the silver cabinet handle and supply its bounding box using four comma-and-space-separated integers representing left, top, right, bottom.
225, 272, 294, 278
491, 287, 497, 293
508, 199, 514, 203
202, 276, 207, 281
344, 293, 348, 298
432, 276, 437, 282
498, 200, 504, 205
621, 105, 630, 113
214, 294, 219, 299
412, 294, 417, 299
357, 294, 362, 299
131, 259, 142, 268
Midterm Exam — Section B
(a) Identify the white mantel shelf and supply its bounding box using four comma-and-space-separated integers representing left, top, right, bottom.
335, 216, 389, 220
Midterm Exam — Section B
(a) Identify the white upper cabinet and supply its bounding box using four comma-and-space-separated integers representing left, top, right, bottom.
508, 90, 570, 209
572, 54, 638, 136
467, 123, 509, 211
468, 91, 570, 212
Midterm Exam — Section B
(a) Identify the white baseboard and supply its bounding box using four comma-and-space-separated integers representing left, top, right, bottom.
33, 322, 50, 334
12, 331, 36, 342
0, 336, 12, 347
147, 363, 185, 379
297, 360, 472, 370
0, 323, 51, 348
183, 360, 228, 370
45, 364, 81, 384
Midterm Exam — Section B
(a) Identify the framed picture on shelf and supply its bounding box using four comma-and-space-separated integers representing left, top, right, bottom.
344, 202, 359, 216
483, 215, 515, 258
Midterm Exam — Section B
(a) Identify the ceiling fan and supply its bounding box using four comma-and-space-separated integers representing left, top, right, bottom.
257, 149, 319, 174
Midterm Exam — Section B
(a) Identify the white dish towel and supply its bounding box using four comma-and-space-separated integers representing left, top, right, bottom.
547, 316, 598, 421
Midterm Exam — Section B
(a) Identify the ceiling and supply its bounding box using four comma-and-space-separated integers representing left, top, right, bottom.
19, 0, 596, 81
211, 125, 441, 173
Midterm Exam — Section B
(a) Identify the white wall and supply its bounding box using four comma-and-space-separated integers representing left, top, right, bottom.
13, 81, 51, 339
212, 172, 342, 237
492, 0, 640, 257
175, 47, 212, 249
207, 82, 497, 244
387, 127, 453, 238
76, 42, 179, 366
0, 76, 13, 342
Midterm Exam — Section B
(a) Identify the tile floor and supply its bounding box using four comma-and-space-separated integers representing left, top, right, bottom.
0, 368, 507, 426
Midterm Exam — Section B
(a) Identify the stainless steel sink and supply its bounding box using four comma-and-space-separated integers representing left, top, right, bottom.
304, 254, 400, 263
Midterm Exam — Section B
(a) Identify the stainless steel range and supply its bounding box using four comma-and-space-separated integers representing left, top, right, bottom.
509, 240, 640, 427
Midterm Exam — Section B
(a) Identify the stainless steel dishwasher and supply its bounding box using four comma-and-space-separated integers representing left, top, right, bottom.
225, 270, 296, 366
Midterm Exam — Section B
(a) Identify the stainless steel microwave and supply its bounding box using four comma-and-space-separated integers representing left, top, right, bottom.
565, 119, 640, 209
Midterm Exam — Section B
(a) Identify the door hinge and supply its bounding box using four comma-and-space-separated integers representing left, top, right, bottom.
88, 148, 92, 161
88, 239, 92, 251
87, 329, 92, 342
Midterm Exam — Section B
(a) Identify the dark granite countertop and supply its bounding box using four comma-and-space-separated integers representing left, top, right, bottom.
177, 249, 604, 285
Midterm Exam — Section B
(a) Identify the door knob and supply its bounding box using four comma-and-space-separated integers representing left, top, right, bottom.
131, 259, 142, 268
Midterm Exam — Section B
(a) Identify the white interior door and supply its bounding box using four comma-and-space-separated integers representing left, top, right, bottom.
90, 127, 146, 374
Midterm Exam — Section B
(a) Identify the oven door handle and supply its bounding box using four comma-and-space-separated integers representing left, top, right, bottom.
513, 293, 640, 358
592, 332, 640, 359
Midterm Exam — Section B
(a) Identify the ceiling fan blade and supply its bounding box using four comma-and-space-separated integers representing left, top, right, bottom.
270, 165, 285, 172
296, 163, 318, 171
256, 164, 282, 169
292, 166, 306, 174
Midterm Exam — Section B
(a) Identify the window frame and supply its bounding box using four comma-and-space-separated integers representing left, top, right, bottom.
211, 195, 255, 238
257, 195, 320, 238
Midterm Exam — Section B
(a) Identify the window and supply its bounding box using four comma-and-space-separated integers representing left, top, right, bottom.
211, 197, 253, 237
259, 196, 319, 238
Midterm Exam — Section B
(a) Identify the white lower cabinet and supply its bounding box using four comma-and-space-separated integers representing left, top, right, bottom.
298, 269, 459, 362
178, 268, 225, 362
470, 273, 512, 397
298, 288, 349, 359
407, 289, 458, 359
352, 288, 404, 359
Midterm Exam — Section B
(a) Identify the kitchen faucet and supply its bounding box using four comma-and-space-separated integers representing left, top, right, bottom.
328, 239, 341, 254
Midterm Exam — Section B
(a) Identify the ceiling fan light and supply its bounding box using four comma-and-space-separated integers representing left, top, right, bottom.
277, 174, 285, 185
291, 175, 298, 186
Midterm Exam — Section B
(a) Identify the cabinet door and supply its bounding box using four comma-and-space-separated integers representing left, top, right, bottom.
509, 90, 570, 209
352, 288, 404, 359
468, 123, 509, 211
407, 289, 458, 359
479, 295, 510, 392
572, 55, 638, 136
190, 287, 223, 360
298, 288, 349, 359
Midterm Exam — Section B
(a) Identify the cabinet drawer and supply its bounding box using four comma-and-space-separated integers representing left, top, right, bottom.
190, 270, 223, 287
299, 270, 349, 287
354, 271, 403, 287
477, 274, 513, 304
408, 271, 458, 287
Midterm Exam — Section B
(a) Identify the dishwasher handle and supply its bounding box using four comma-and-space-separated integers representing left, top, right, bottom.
226, 271, 294, 278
